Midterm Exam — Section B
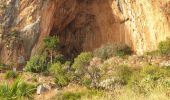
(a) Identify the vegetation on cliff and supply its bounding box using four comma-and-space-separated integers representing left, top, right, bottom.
1, 37, 170, 100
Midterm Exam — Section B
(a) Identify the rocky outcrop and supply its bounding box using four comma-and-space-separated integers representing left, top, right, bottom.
0, 0, 169, 64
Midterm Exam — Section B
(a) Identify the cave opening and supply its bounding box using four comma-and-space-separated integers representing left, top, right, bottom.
48, 0, 132, 60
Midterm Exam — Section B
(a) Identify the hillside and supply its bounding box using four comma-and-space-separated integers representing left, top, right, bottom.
0, 0, 170, 100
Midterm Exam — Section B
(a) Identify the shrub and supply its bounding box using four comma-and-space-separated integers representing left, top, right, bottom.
0, 79, 36, 100
24, 55, 47, 73
0, 63, 5, 70
43, 36, 60, 50
5, 71, 18, 79
72, 52, 95, 87
158, 38, 170, 55
50, 62, 72, 87
94, 43, 132, 59
114, 65, 133, 84
49, 62, 63, 75
72, 52, 93, 76
128, 65, 170, 95
54, 54, 66, 64
97, 64, 133, 90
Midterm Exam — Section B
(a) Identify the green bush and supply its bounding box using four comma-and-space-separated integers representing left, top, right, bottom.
0, 79, 36, 100
158, 38, 170, 55
43, 36, 60, 50
97, 64, 133, 90
128, 65, 170, 95
72, 52, 93, 76
0, 63, 5, 70
54, 54, 66, 64
25, 55, 48, 73
81, 77, 92, 87
50, 62, 72, 87
5, 71, 18, 79
72, 52, 96, 87
114, 65, 133, 84
94, 43, 132, 59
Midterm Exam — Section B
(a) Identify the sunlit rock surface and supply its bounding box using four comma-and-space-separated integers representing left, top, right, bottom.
0, 0, 169, 64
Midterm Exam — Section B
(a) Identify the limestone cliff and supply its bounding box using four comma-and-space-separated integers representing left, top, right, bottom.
0, 0, 169, 64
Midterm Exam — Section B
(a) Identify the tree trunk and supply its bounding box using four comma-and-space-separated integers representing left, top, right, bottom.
51, 50, 53, 64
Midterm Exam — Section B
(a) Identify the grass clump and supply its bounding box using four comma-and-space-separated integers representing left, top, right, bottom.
94, 43, 132, 59
5, 71, 18, 79
55, 87, 105, 100
0, 79, 36, 100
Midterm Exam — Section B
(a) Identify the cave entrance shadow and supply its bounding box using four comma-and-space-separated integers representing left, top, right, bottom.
49, 0, 133, 59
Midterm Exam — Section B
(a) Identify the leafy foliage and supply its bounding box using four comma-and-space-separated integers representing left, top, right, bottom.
43, 36, 60, 64
0, 63, 5, 70
43, 36, 60, 50
49, 62, 72, 87
0, 79, 35, 100
72, 52, 93, 76
113, 65, 133, 84
24, 55, 48, 73
94, 43, 132, 59
158, 38, 170, 55
53, 54, 66, 64
128, 65, 170, 95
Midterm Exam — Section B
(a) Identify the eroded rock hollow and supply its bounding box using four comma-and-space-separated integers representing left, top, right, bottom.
0, 0, 170, 64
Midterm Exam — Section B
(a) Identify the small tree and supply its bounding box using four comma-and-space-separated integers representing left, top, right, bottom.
43, 36, 60, 63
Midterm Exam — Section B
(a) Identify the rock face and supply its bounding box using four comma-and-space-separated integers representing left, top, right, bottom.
0, 0, 170, 64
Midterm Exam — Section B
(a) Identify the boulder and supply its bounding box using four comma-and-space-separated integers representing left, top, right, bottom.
36, 84, 49, 95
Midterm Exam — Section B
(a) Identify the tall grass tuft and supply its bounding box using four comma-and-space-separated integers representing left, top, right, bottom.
0, 79, 36, 100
